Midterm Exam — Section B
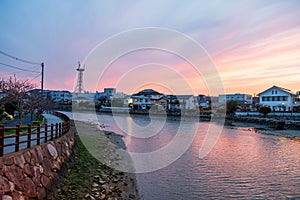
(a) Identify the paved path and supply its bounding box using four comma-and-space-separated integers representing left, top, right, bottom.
43, 113, 63, 124
3, 114, 63, 155
4, 115, 33, 127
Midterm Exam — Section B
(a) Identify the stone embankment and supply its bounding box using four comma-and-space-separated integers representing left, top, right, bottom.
0, 124, 77, 199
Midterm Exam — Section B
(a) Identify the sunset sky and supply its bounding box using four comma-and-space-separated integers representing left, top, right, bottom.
0, 0, 299, 96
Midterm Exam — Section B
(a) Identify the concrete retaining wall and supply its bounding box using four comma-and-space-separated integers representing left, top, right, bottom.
0, 129, 77, 199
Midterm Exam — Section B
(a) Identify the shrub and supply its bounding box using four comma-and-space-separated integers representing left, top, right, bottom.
259, 106, 271, 117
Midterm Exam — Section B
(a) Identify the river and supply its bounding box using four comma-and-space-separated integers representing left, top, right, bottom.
67, 112, 300, 199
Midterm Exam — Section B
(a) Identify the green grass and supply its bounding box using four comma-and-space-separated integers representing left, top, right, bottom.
4, 127, 29, 136
3, 116, 45, 136
55, 135, 102, 199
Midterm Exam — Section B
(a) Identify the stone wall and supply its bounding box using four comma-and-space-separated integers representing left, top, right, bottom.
0, 130, 77, 199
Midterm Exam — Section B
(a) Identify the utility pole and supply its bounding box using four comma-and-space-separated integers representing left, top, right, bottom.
41, 62, 44, 93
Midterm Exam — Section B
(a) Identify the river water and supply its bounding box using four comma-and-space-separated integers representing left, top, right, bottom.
68, 112, 300, 199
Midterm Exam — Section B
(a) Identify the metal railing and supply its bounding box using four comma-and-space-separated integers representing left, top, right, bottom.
0, 112, 70, 157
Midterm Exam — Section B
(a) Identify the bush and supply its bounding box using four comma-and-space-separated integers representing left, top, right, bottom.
259, 106, 271, 117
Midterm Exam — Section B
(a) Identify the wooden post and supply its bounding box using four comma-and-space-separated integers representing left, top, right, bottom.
0, 125, 4, 157
15, 125, 20, 152
55, 123, 59, 139
37, 125, 41, 145
50, 124, 54, 141
27, 124, 32, 148
58, 123, 60, 136
44, 124, 48, 142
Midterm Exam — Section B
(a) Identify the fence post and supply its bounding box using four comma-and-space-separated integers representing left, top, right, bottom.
45, 124, 48, 142
27, 124, 32, 148
55, 123, 59, 139
15, 125, 20, 152
50, 124, 54, 141
37, 125, 40, 145
59, 123, 62, 136
0, 125, 4, 157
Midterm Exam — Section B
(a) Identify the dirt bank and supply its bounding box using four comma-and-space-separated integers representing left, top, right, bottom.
231, 121, 300, 140
55, 121, 139, 200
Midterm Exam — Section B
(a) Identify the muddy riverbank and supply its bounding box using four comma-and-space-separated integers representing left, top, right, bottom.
55, 121, 139, 200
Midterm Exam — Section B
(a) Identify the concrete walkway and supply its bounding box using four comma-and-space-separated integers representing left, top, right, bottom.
43, 113, 63, 124
4, 114, 63, 127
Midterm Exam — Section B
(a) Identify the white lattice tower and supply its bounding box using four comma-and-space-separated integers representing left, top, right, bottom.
74, 61, 85, 94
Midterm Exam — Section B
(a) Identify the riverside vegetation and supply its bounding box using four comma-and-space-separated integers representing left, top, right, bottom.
55, 121, 138, 200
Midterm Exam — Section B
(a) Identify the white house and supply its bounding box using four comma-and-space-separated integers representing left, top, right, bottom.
43, 90, 72, 102
128, 89, 163, 110
258, 85, 295, 111
28, 89, 73, 103
128, 95, 154, 110
293, 91, 300, 109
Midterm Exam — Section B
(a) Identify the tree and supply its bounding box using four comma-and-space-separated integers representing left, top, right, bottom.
0, 76, 34, 125
294, 105, 300, 112
226, 100, 238, 116
111, 98, 124, 107
27, 93, 55, 120
259, 106, 271, 117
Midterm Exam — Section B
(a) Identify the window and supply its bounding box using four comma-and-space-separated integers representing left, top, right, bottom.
272, 90, 274, 94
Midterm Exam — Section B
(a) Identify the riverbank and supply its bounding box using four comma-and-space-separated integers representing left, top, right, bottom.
55, 121, 139, 200
230, 121, 300, 140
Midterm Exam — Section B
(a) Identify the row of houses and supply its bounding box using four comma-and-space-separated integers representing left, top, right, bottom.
3, 85, 298, 112
123, 85, 300, 112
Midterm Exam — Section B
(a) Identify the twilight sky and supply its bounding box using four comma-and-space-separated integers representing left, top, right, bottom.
0, 0, 299, 95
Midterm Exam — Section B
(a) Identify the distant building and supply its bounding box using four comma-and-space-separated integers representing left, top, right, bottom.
218, 93, 252, 104
175, 95, 197, 110
95, 88, 126, 106
104, 88, 116, 96
165, 95, 180, 112
29, 89, 72, 103
44, 90, 72, 103
258, 85, 296, 111
197, 95, 210, 108
295, 91, 300, 110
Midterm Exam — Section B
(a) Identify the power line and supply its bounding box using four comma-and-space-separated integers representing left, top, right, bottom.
0, 50, 41, 65
0, 61, 40, 73
29, 73, 42, 82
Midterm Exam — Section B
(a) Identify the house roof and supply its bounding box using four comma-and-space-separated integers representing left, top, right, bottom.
133, 89, 162, 96
258, 85, 293, 96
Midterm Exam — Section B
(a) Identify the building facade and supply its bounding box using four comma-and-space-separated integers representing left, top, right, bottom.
258, 85, 295, 111
218, 93, 252, 104
128, 89, 163, 110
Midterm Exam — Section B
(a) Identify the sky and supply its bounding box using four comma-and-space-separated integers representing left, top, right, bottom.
0, 0, 299, 96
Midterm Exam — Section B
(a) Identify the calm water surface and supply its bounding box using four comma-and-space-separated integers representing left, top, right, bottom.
69, 112, 300, 199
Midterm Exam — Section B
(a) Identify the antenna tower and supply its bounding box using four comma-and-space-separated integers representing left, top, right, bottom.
74, 61, 85, 93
